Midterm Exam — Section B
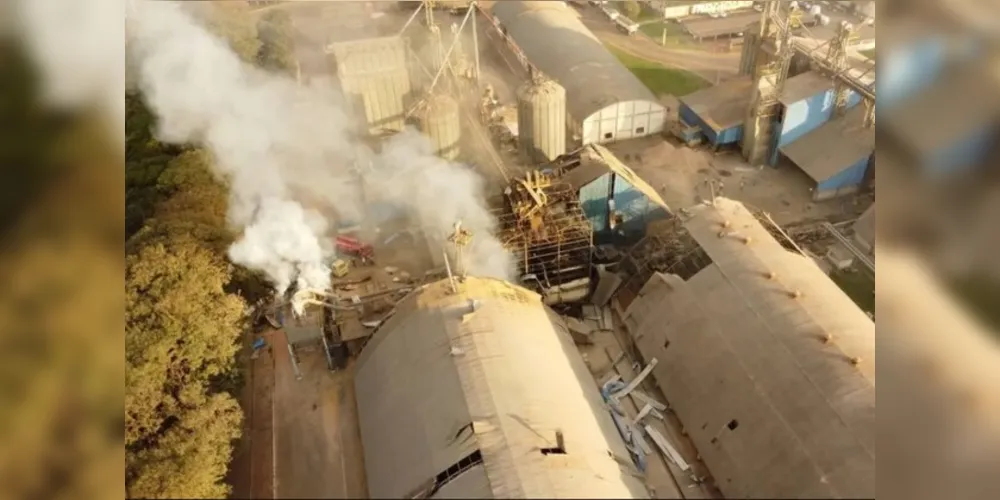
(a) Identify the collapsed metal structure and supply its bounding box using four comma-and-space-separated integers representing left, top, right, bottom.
616, 202, 802, 311
492, 171, 593, 304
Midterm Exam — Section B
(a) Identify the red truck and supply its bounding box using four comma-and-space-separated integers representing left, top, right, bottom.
335, 235, 374, 260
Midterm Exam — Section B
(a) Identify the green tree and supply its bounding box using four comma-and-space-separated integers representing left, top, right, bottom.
256, 9, 297, 75
197, 1, 262, 64
623, 0, 642, 20
128, 150, 231, 253
125, 240, 246, 497
127, 394, 242, 499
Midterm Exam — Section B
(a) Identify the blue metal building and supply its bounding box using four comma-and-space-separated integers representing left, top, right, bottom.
779, 105, 875, 200
769, 71, 863, 166
676, 77, 753, 149
558, 144, 671, 243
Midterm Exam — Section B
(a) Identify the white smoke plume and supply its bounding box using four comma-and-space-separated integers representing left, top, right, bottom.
12, 0, 126, 146
121, 1, 513, 294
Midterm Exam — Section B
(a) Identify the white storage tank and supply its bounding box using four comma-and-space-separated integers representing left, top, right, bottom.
415, 94, 462, 161
517, 76, 567, 163
329, 36, 412, 135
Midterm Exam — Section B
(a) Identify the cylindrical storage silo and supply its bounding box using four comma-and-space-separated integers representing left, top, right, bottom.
415, 94, 461, 161
517, 76, 567, 164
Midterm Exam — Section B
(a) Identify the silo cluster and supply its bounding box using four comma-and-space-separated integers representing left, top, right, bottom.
517, 76, 567, 164
415, 94, 462, 161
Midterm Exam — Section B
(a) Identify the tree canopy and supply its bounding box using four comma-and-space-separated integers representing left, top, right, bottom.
121, 4, 300, 497
256, 9, 297, 75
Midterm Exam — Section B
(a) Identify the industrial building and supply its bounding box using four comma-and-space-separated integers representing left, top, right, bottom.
328, 35, 414, 135
676, 77, 753, 148
549, 144, 671, 242
653, 1, 755, 20
490, 1, 668, 144
779, 105, 874, 200
353, 277, 650, 499
613, 197, 875, 499
680, 11, 761, 41
770, 70, 863, 165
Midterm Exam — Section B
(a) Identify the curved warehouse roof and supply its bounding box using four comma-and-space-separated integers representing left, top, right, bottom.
491, 1, 660, 121
354, 277, 649, 499
619, 198, 875, 498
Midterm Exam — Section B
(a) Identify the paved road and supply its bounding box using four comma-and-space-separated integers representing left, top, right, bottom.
575, 6, 741, 84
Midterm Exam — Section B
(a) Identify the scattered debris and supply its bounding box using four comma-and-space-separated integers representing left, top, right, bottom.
612, 358, 659, 401
645, 425, 690, 472
631, 390, 668, 411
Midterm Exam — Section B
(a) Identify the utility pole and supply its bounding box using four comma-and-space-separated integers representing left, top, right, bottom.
471, 1, 481, 83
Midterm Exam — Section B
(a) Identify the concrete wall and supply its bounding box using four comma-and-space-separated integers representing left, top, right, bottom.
679, 103, 744, 147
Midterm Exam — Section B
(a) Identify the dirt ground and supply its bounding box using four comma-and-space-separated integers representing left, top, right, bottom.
230, 330, 368, 500
605, 137, 869, 226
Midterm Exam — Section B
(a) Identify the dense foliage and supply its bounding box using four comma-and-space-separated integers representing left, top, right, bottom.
121, 2, 297, 497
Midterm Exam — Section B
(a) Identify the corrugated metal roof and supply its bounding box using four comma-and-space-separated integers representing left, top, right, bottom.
678, 76, 753, 132
780, 105, 874, 183
354, 277, 650, 499
779, 71, 835, 106
619, 198, 875, 498
491, 1, 660, 121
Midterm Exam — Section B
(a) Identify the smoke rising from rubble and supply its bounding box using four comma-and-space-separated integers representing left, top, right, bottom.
125, 1, 513, 294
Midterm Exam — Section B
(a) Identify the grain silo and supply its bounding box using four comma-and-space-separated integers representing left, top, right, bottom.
415, 94, 462, 161
329, 36, 412, 135
517, 75, 567, 164
354, 276, 649, 499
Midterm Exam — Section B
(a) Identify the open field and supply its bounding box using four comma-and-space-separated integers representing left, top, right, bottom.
607, 46, 709, 97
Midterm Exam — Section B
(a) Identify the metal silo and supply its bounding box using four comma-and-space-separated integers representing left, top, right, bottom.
415, 94, 462, 161
329, 36, 412, 135
517, 75, 567, 164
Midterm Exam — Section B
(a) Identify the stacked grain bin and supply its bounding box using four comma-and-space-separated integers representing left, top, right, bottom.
517, 76, 567, 164
329, 36, 412, 135
415, 94, 461, 161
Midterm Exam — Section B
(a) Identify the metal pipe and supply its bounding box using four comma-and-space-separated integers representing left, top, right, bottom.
443, 250, 458, 293
320, 333, 335, 371
427, 5, 475, 94
471, 1, 481, 83
287, 343, 303, 380
399, 1, 425, 35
